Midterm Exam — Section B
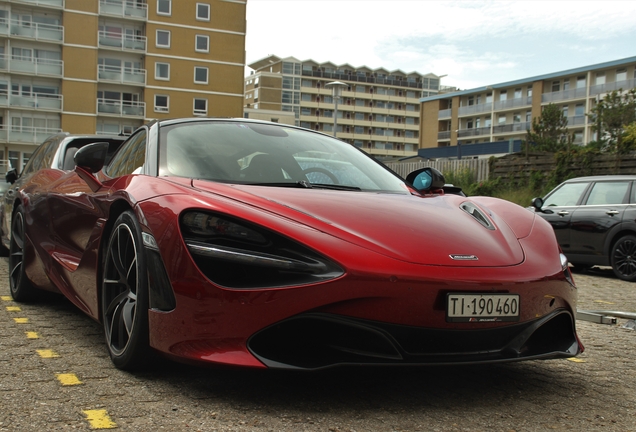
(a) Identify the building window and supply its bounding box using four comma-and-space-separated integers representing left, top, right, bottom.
595, 72, 605, 85
499, 90, 507, 101
562, 106, 569, 118
154, 94, 169, 112
526, 110, 532, 122
486, 93, 492, 103
194, 67, 208, 84
575, 103, 584, 116
157, 0, 171, 15
155, 62, 169, 80
196, 3, 210, 21
156, 30, 170, 48
514, 88, 522, 99
616, 68, 627, 82
498, 115, 506, 124
563, 80, 570, 91
193, 98, 207, 116
527, 86, 533, 98
195, 35, 209, 52
551, 81, 560, 92
577, 76, 586, 88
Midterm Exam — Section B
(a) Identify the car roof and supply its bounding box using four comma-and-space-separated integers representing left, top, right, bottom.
563, 175, 636, 182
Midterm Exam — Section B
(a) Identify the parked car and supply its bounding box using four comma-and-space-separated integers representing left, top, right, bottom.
1, 133, 126, 253
530, 175, 636, 281
7, 118, 582, 371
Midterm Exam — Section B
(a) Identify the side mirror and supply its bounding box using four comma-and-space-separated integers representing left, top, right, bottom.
5, 168, 18, 184
74, 142, 109, 173
406, 167, 446, 192
531, 197, 544, 212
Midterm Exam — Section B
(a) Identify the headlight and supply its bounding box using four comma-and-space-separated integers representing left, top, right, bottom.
181, 211, 344, 289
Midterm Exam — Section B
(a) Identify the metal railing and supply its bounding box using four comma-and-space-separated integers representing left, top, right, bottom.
96, 98, 145, 117
493, 97, 531, 111
0, 125, 62, 144
567, 115, 586, 126
590, 78, 636, 96
458, 102, 493, 116
9, 0, 64, 8
98, 64, 146, 85
99, 0, 147, 19
0, 92, 63, 110
98, 30, 146, 52
458, 126, 492, 138
1, 18, 64, 42
0, 53, 64, 76
300, 70, 432, 89
541, 87, 587, 103
492, 122, 530, 134
438, 108, 451, 119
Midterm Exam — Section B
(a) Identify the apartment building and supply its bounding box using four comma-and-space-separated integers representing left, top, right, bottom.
245, 55, 443, 158
420, 56, 636, 151
0, 0, 246, 170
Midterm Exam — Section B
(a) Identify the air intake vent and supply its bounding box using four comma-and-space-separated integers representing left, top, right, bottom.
460, 202, 495, 230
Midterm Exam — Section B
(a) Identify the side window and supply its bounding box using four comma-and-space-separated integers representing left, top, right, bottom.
586, 182, 629, 206
21, 137, 56, 176
106, 130, 147, 177
543, 182, 590, 207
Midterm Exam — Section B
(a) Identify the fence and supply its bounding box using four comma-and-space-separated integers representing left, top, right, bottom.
384, 158, 490, 182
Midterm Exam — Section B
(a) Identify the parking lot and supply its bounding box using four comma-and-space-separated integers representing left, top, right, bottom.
0, 259, 634, 432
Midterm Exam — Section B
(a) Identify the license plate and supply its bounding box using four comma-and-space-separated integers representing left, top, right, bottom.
446, 293, 520, 322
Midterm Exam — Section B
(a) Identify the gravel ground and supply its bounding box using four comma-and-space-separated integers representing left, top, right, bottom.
0, 260, 634, 432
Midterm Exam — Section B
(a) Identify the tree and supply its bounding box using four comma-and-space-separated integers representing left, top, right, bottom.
526, 103, 573, 152
623, 122, 636, 152
588, 89, 636, 154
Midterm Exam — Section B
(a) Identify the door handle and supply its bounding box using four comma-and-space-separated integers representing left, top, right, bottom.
606, 210, 620, 216
557, 211, 569, 216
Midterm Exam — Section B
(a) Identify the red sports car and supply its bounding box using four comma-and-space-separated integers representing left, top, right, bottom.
5, 118, 583, 370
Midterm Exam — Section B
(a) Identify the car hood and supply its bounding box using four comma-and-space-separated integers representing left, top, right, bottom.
191, 181, 525, 267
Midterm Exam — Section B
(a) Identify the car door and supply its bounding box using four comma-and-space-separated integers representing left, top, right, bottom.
538, 180, 591, 251
568, 180, 631, 257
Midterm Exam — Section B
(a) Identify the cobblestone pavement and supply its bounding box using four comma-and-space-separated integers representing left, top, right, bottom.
0, 259, 634, 432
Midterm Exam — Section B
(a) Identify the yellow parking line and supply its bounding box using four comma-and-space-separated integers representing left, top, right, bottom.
6, 306, 21, 312
36, 349, 60, 359
26, 331, 39, 339
1, 296, 12, 301
56, 373, 83, 386
13, 317, 29, 324
82, 409, 117, 429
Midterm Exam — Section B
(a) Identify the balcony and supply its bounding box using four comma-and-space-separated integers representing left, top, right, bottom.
98, 64, 146, 85
567, 115, 586, 126
437, 130, 451, 140
8, 0, 64, 9
97, 98, 145, 118
438, 108, 451, 119
458, 126, 491, 138
590, 78, 636, 96
7, 18, 64, 42
2, 92, 63, 111
98, 30, 146, 52
0, 125, 62, 144
99, 0, 148, 20
541, 87, 587, 103
493, 97, 531, 111
0, 54, 64, 77
301, 70, 426, 89
458, 102, 492, 116
492, 122, 530, 134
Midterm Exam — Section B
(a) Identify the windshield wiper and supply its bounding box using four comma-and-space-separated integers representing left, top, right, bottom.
241, 181, 313, 188
310, 183, 361, 191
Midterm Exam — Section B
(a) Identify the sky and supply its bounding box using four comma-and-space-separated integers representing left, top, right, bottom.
245, 0, 636, 91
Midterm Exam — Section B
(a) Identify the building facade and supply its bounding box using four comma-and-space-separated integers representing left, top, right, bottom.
0, 0, 246, 170
420, 56, 636, 151
245, 55, 443, 159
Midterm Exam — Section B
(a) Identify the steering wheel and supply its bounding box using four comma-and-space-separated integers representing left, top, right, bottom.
302, 167, 339, 184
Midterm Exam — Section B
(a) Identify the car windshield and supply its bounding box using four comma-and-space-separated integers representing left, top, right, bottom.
160, 121, 408, 193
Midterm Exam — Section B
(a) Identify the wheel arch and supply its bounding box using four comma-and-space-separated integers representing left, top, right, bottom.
604, 223, 636, 257
96, 199, 136, 323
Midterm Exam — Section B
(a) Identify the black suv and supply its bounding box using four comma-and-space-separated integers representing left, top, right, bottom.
531, 175, 636, 281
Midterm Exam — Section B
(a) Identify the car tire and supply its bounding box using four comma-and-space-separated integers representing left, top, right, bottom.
102, 210, 152, 370
611, 235, 636, 282
8, 205, 39, 301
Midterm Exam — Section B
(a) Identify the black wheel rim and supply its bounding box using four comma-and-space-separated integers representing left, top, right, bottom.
8, 211, 25, 293
103, 223, 139, 356
613, 239, 636, 278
